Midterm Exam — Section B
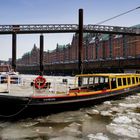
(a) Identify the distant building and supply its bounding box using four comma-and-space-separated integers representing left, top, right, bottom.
17, 25, 140, 65
0, 60, 8, 65
17, 44, 40, 65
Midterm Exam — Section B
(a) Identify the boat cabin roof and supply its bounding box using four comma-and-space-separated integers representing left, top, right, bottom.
76, 73, 140, 78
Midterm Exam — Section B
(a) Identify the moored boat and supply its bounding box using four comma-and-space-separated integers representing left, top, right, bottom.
0, 65, 21, 93
0, 73, 140, 119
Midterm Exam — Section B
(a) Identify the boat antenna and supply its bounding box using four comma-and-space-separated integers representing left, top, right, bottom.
96, 6, 140, 25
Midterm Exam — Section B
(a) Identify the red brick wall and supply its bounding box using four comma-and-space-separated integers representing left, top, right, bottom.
17, 34, 140, 65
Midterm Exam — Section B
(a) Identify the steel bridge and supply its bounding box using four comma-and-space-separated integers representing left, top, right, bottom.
0, 24, 140, 35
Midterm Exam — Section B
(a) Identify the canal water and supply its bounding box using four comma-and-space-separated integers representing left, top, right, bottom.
0, 75, 140, 140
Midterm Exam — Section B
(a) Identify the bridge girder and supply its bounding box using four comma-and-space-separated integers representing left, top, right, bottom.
0, 24, 140, 35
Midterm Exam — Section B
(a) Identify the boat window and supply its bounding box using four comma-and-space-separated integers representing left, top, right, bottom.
123, 78, 127, 86
82, 77, 88, 85
111, 78, 117, 89
132, 77, 135, 84
136, 77, 138, 83
127, 77, 131, 85
99, 77, 104, 83
95, 77, 99, 84
118, 78, 122, 86
89, 77, 94, 84
105, 77, 109, 83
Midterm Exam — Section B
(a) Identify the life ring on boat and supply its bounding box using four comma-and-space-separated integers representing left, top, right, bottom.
34, 76, 46, 89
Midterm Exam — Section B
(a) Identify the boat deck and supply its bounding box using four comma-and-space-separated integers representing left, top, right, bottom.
0, 82, 70, 97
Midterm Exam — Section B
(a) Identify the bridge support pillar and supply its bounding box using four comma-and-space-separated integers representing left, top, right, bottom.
12, 33, 16, 71
78, 9, 83, 86
40, 34, 44, 76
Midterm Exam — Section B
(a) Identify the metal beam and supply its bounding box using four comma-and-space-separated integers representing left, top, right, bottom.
0, 24, 140, 35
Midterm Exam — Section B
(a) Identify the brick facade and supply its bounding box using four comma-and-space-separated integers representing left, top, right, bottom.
17, 34, 140, 65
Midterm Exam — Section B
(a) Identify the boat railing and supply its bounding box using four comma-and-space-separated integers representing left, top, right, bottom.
33, 81, 71, 96
0, 74, 32, 93
32, 77, 77, 96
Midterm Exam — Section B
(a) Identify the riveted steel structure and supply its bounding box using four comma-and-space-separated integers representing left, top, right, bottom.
0, 24, 140, 35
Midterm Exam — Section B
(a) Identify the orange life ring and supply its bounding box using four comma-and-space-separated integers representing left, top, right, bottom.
34, 76, 46, 89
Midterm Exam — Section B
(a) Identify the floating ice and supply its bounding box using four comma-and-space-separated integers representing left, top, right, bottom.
110, 107, 123, 113
103, 101, 112, 105
106, 123, 139, 138
86, 109, 100, 115
49, 135, 82, 140
21, 121, 39, 127
87, 133, 110, 140
59, 122, 82, 137
112, 116, 132, 124
100, 111, 113, 117
127, 112, 140, 119
1, 127, 39, 139
91, 109, 100, 114
119, 103, 138, 109
69, 122, 81, 130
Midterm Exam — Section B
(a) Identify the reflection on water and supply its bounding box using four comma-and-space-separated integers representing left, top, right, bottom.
0, 75, 140, 139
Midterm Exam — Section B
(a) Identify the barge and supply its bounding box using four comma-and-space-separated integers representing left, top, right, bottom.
0, 72, 140, 118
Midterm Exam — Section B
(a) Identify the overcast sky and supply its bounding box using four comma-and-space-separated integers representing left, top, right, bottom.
0, 0, 140, 60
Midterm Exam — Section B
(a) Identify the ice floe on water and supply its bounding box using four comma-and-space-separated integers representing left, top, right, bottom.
100, 110, 113, 117
119, 103, 140, 109
105, 94, 140, 139
49, 135, 83, 140
106, 114, 140, 138
107, 123, 139, 138
112, 116, 132, 124
0, 126, 39, 139
84, 94, 140, 139
59, 122, 82, 137
87, 133, 109, 140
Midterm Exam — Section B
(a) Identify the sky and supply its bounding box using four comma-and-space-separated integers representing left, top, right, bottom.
0, 0, 140, 60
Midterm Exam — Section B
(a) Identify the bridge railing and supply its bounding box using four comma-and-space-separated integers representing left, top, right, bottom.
85, 24, 140, 34
0, 24, 140, 35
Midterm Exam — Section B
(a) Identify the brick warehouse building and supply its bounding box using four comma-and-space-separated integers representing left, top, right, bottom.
17, 29, 140, 66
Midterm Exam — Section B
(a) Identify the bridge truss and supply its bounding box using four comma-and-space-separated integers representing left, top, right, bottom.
0, 24, 140, 35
